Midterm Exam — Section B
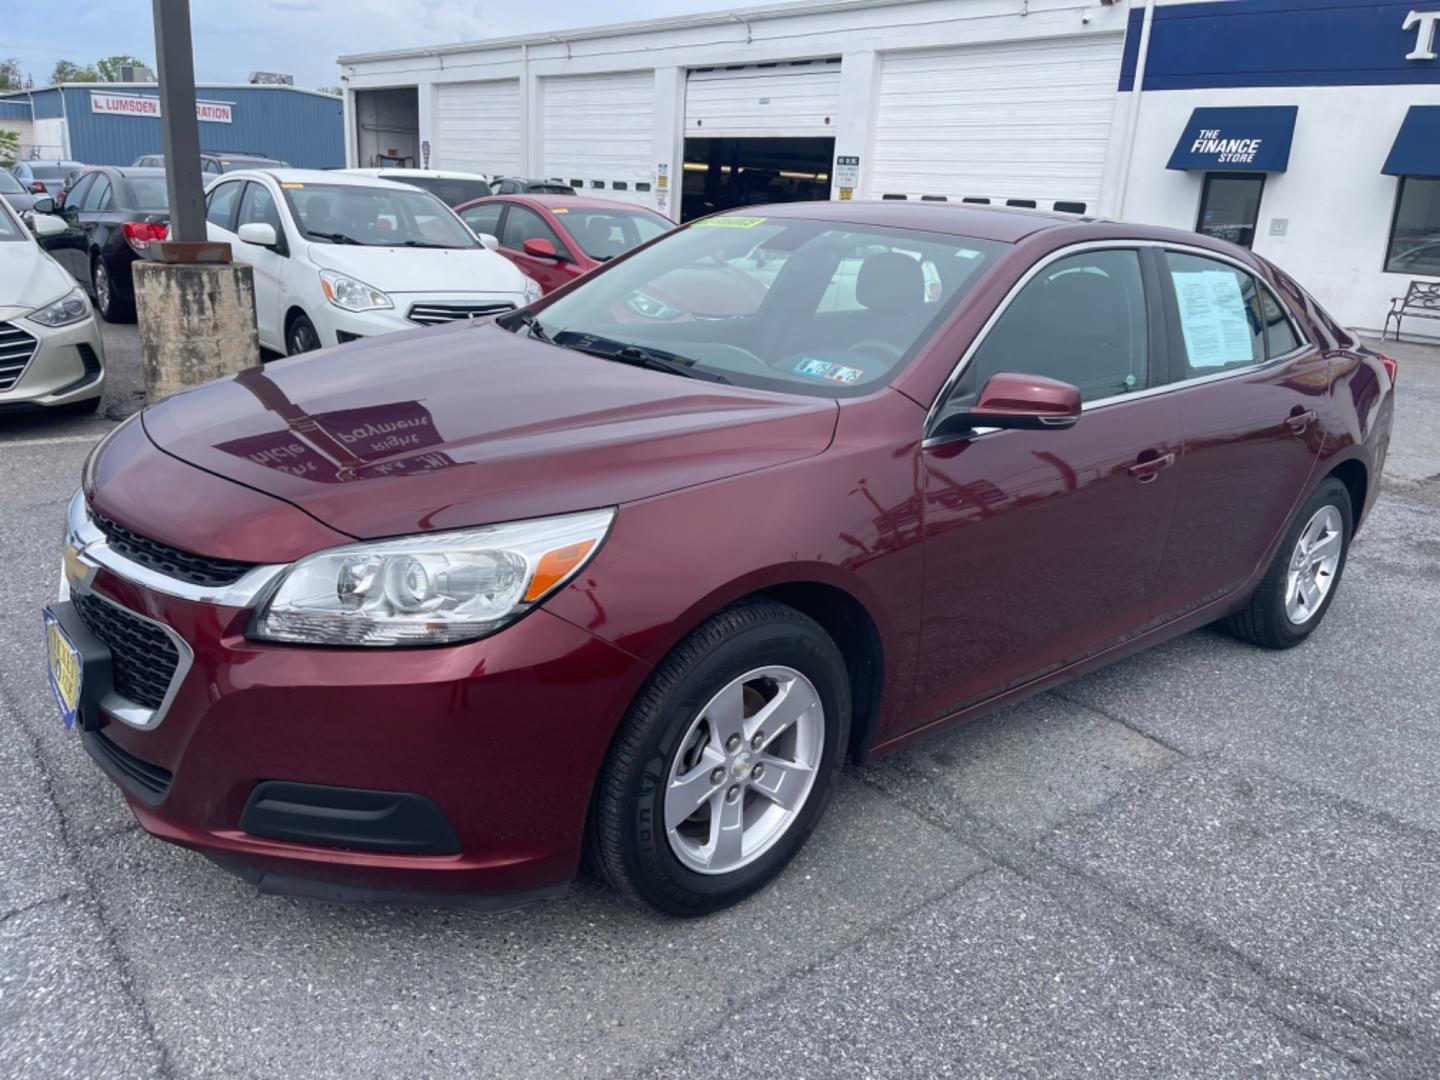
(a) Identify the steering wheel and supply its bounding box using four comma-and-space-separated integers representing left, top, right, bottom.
849, 340, 906, 362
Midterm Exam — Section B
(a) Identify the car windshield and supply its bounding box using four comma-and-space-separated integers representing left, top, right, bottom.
126, 175, 169, 211
380, 175, 493, 208
564, 209, 672, 260
519, 215, 1004, 398
0, 171, 23, 194
281, 182, 477, 247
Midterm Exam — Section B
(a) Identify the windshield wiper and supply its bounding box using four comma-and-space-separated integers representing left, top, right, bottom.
398, 240, 460, 249
552, 331, 731, 384
507, 310, 551, 343
305, 230, 363, 245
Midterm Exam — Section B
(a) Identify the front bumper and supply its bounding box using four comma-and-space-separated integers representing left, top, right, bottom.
60, 492, 647, 901
0, 309, 105, 408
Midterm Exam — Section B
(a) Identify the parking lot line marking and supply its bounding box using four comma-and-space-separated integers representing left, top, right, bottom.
1, 433, 109, 448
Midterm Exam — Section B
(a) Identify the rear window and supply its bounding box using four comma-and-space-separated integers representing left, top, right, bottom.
219, 158, 285, 172
28, 164, 64, 179
381, 176, 493, 208
531, 184, 576, 195
126, 175, 170, 211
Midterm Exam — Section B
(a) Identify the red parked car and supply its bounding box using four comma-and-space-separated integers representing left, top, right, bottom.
455, 193, 672, 294
47, 203, 1394, 916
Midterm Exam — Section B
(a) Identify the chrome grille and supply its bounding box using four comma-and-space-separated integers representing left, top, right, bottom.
406, 301, 515, 326
0, 321, 39, 391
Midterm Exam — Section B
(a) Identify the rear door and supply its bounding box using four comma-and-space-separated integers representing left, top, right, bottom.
914, 245, 1183, 724
1148, 248, 1328, 617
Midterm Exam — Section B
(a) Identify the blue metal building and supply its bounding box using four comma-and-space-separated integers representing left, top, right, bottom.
0, 83, 343, 168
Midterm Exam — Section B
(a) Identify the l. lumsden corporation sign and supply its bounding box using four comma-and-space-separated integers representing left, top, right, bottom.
89, 91, 233, 124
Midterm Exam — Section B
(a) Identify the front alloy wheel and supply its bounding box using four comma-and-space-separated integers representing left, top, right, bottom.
588, 600, 850, 915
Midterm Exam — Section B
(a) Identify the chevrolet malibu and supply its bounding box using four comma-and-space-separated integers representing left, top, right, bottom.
46, 204, 1394, 916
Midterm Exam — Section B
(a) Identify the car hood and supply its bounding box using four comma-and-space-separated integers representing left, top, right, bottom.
140, 322, 839, 539
304, 241, 530, 296
0, 241, 74, 318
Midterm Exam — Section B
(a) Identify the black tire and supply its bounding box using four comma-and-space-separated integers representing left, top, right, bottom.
286, 312, 322, 356
587, 600, 850, 916
92, 257, 134, 323
1222, 477, 1352, 649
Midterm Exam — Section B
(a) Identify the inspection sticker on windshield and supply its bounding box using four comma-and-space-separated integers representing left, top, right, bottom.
794, 358, 834, 377
552, 207, 569, 213
280, 182, 305, 189
693, 216, 766, 228
824, 366, 864, 384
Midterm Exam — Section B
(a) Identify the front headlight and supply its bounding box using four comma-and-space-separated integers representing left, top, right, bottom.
27, 287, 91, 328
522, 276, 542, 305
318, 269, 392, 312
625, 291, 683, 321
249, 508, 614, 646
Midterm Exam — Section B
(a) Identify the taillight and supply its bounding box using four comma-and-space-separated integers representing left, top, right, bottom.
121, 221, 168, 252
28, 181, 46, 194
1377, 352, 1397, 389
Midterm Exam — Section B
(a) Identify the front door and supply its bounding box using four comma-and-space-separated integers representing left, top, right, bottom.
1148, 249, 1328, 616
500, 204, 578, 293
234, 181, 289, 349
914, 247, 1183, 726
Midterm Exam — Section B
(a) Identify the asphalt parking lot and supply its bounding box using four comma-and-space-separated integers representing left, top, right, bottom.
2, 324, 1438, 1079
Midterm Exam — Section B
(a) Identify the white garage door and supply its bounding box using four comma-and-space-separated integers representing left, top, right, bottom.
543, 71, 655, 207
685, 60, 841, 138
870, 36, 1124, 212
433, 79, 521, 176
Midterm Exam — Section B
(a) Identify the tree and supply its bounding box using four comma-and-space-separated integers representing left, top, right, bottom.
0, 130, 19, 169
51, 60, 99, 84
94, 55, 150, 81
315, 86, 342, 97
0, 59, 24, 92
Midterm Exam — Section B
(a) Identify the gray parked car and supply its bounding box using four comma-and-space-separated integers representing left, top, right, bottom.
0, 169, 49, 218
11, 160, 84, 197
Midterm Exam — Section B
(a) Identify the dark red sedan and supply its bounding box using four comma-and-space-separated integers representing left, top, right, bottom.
455, 193, 672, 294
47, 204, 1394, 916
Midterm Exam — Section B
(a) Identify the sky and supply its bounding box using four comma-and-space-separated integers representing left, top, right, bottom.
4, 0, 752, 90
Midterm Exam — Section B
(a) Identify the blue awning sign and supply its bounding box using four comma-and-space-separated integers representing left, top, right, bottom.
1382, 106, 1440, 176
1166, 106, 1298, 172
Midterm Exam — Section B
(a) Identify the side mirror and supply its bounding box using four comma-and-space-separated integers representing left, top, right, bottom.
31, 214, 66, 239
31, 196, 54, 214
522, 237, 559, 260
932, 371, 1082, 441
237, 222, 278, 248
476, 231, 500, 252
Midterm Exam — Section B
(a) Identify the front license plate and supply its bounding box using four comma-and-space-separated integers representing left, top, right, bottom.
43, 608, 83, 730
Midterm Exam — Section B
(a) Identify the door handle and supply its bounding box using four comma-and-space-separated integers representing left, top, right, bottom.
1128, 451, 1176, 483
1286, 409, 1317, 436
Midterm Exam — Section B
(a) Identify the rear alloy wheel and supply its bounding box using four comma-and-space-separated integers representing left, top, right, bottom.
92, 258, 133, 323
286, 312, 322, 355
588, 600, 850, 915
1223, 478, 1353, 649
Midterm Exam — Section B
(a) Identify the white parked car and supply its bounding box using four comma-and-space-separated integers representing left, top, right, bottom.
0, 198, 105, 413
338, 168, 493, 210
203, 169, 537, 355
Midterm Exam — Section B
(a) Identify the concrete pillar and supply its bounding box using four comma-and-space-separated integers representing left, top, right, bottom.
833, 51, 878, 202
652, 67, 685, 219
134, 262, 260, 403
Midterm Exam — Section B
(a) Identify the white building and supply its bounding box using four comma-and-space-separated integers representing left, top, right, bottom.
338, 0, 1440, 335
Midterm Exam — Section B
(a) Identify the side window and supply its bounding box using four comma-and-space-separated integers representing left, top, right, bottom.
65, 174, 96, 212
1260, 283, 1303, 357
459, 202, 503, 239
500, 205, 567, 255
205, 180, 243, 231
956, 249, 1149, 404
81, 176, 111, 213
237, 182, 282, 232
1162, 251, 1264, 376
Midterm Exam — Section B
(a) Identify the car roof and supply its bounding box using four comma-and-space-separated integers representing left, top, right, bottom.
110, 166, 167, 178
215, 168, 420, 189
496, 193, 666, 214
345, 168, 489, 181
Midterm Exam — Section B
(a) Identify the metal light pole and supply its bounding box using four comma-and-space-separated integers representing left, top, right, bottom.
151, 0, 205, 242
134, 0, 260, 402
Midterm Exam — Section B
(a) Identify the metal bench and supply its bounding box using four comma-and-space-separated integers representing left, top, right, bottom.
1384, 280, 1440, 340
